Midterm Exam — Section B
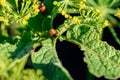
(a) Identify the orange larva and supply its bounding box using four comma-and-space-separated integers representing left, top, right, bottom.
49, 28, 57, 37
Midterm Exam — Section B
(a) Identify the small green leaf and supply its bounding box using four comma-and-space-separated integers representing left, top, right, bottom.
31, 38, 73, 80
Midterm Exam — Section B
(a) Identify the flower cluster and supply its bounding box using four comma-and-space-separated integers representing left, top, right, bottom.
114, 8, 120, 19
103, 20, 110, 27
61, 10, 72, 19
0, 0, 6, 6
53, 0, 101, 22
0, 0, 40, 26
78, 1, 86, 9
73, 16, 81, 23
53, 0, 86, 22
16, 0, 40, 25
53, 0, 72, 19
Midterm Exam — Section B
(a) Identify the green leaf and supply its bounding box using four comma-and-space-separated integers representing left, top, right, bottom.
0, 51, 12, 79
0, 50, 46, 80
31, 38, 73, 80
0, 43, 16, 53
65, 23, 120, 79
83, 40, 120, 79
0, 37, 32, 79
27, 10, 53, 32
0, 43, 46, 79
66, 24, 102, 43
0, 31, 33, 59
12, 31, 33, 58
8, 54, 29, 80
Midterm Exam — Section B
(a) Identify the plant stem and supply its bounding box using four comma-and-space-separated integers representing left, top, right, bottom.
108, 26, 120, 45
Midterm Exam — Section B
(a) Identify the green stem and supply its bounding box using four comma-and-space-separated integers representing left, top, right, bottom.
108, 26, 120, 45
109, 15, 120, 28
53, 38, 60, 62
41, 6, 58, 31
49, 6, 59, 29
56, 19, 75, 37
53, 38, 73, 80
50, 6, 59, 18
87, 0, 98, 7
109, 0, 117, 8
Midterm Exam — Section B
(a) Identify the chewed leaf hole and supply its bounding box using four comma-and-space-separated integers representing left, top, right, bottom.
34, 45, 42, 52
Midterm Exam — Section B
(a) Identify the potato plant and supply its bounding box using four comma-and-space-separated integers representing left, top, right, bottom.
0, 0, 120, 80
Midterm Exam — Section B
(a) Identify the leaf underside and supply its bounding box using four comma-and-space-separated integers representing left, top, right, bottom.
65, 22, 120, 79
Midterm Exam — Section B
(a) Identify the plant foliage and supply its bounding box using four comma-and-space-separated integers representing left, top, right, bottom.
0, 0, 120, 80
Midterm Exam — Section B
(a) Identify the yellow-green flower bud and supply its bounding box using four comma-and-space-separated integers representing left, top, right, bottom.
79, 1, 86, 9
103, 20, 109, 27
